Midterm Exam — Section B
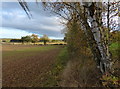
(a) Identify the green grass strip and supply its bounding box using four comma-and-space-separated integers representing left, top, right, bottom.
43, 47, 69, 87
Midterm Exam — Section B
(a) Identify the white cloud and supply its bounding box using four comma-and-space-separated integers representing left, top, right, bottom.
0, 27, 33, 38
1, 2, 64, 39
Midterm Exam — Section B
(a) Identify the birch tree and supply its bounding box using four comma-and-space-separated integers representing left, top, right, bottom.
18, 1, 119, 74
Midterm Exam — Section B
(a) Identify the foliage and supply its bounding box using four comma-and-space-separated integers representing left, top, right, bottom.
110, 42, 120, 52
66, 13, 88, 58
31, 34, 39, 43
51, 39, 62, 42
21, 35, 32, 43
21, 34, 39, 43
110, 31, 120, 43
101, 74, 120, 87
40, 34, 50, 45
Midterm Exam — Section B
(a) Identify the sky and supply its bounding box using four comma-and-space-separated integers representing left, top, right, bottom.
0, 2, 65, 39
1, 2, 119, 39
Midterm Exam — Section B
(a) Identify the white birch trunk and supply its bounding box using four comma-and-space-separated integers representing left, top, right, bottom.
82, 2, 111, 73
89, 16, 107, 73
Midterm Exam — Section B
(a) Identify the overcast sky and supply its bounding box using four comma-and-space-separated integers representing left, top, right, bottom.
1, 2, 65, 39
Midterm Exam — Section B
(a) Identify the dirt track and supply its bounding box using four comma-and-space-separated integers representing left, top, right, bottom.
2, 45, 62, 87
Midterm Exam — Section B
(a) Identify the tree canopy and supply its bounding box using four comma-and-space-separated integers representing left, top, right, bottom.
40, 34, 49, 45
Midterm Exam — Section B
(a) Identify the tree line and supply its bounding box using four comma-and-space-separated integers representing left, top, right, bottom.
10, 34, 49, 45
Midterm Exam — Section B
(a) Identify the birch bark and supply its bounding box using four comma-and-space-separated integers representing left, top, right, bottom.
82, 2, 111, 73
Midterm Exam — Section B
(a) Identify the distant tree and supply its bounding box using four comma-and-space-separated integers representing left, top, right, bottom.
21, 36, 32, 43
31, 34, 39, 43
40, 35, 49, 45
51, 39, 59, 42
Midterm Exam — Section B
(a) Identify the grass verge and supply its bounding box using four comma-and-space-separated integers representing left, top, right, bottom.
42, 47, 69, 87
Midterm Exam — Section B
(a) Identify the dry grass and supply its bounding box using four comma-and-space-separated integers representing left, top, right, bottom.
59, 53, 102, 87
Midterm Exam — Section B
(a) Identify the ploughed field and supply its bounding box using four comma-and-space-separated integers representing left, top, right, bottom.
2, 44, 63, 87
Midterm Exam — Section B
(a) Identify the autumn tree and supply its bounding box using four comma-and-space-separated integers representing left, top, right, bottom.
31, 34, 39, 43
40, 34, 49, 45
21, 35, 32, 43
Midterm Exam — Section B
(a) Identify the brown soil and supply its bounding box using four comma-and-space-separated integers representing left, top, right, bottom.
2, 45, 62, 87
